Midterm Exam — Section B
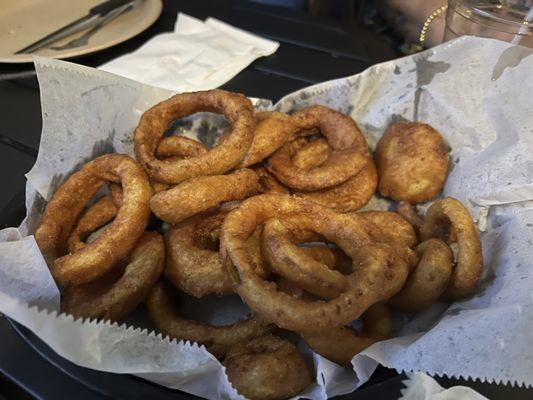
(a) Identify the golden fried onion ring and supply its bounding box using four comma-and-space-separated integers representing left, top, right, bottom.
109, 136, 208, 207
252, 166, 289, 194
156, 135, 208, 159
397, 201, 425, 233
299, 246, 337, 270
262, 214, 350, 298
67, 195, 118, 253
390, 239, 453, 312
35, 154, 151, 286
61, 232, 164, 321
420, 197, 483, 299
224, 334, 312, 400
134, 89, 254, 184
147, 281, 272, 359
295, 159, 377, 213
266, 106, 370, 191
276, 267, 391, 366
220, 194, 414, 331
164, 210, 267, 298
150, 169, 258, 224
239, 111, 299, 168
354, 211, 418, 248
300, 303, 391, 366
291, 138, 331, 170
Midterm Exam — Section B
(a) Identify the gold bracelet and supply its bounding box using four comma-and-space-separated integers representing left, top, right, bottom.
419, 4, 448, 48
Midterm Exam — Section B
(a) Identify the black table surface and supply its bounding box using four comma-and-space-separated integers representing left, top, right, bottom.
1, 1, 531, 399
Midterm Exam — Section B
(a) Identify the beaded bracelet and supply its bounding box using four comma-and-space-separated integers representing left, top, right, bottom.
419, 4, 448, 48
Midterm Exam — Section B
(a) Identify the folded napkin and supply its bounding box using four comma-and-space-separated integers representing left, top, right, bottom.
99, 13, 279, 91
400, 373, 488, 400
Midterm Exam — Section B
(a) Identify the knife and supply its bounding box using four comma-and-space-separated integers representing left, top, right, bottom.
15, 0, 138, 54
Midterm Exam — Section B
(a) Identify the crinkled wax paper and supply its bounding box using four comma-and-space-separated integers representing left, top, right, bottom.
1, 37, 532, 399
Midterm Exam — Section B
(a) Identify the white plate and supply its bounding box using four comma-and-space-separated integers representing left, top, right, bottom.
0, 0, 163, 63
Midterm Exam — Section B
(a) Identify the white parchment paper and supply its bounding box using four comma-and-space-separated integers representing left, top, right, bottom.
400, 372, 489, 400
1, 37, 533, 398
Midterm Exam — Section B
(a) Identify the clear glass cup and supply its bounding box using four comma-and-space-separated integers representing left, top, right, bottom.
444, 0, 533, 48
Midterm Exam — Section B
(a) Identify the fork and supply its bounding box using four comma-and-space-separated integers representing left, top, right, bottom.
50, 4, 131, 51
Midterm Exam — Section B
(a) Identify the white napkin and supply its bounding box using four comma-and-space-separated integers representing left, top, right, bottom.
400, 373, 488, 400
99, 13, 279, 91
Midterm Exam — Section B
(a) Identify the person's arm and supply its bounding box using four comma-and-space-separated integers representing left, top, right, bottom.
377, 0, 447, 47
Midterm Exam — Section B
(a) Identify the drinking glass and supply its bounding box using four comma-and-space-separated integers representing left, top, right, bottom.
444, 0, 533, 48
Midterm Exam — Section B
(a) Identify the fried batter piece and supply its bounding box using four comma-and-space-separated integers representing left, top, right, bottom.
375, 122, 449, 202
224, 334, 312, 400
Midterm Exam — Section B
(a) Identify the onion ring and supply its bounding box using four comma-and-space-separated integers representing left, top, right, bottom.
353, 211, 417, 247
134, 89, 254, 184
109, 136, 208, 207
397, 201, 457, 242
299, 246, 337, 270
397, 201, 425, 233
299, 303, 391, 366
419, 197, 483, 299
239, 111, 299, 168
375, 122, 449, 202
390, 239, 453, 312
266, 105, 370, 191
150, 168, 258, 224
276, 268, 390, 366
291, 138, 331, 170
220, 194, 414, 331
67, 195, 118, 253
156, 135, 208, 159
224, 334, 312, 400
252, 166, 289, 194
35, 154, 151, 286
261, 214, 351, 298
61, 231, 165, 321
165, 210, 267, 298
108, 183, 126, 208
273, 232, 344, 273
109, 180, 170, 209
295, 159, 377, 213
146, 281, 272, 359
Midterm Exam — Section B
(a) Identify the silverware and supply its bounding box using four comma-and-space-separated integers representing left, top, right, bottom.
49, 4, 132, 51
15, 0, 139, 54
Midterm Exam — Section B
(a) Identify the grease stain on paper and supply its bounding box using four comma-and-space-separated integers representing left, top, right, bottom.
26, 191, 48, 235
491, 45, 533, 81
413, 55, 450, 121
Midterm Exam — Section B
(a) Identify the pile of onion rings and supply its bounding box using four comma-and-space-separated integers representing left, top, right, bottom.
34, 88, 483, 400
